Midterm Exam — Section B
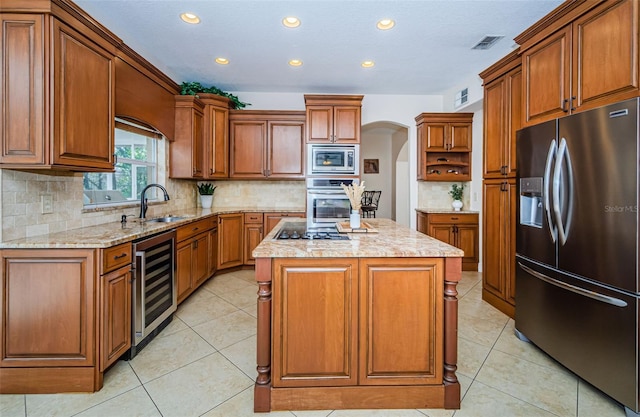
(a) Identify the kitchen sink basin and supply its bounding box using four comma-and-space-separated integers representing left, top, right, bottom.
147, 216, 185, 223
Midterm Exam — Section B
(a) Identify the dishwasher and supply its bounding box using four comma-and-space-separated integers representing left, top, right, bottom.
127, 229, 177, 359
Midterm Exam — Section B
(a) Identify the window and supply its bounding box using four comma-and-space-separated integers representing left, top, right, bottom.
83, 120, 162, 207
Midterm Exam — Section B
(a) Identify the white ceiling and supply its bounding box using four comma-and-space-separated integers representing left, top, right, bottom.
75, 0, 563, 96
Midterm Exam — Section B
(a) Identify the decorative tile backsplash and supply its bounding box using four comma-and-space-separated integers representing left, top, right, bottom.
417, 181, 470, 210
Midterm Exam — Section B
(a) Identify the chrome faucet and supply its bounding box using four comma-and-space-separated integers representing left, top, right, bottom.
139, 184, 170, 219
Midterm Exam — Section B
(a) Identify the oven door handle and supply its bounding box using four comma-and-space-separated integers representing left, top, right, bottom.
308, 191, 347, 195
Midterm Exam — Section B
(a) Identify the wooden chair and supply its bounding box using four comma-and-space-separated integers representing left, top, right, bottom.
361, 191, 381, 218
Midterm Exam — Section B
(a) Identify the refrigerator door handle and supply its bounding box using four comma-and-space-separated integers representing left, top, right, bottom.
543, 139, 558, 242
518, 262, 628, 307
553, 138, 575, 245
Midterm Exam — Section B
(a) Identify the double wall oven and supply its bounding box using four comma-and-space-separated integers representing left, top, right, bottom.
306, 178, 358, 228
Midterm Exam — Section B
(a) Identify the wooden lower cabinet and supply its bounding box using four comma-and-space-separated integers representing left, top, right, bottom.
482, 179, 517, 318
244, 213, 264, 266
217, 213, 244, 269
0, 248, 99, 393
268, 257, 446, 410
416, 212, 479, 271
100, 264, 131, 371
177, 230, 210, 304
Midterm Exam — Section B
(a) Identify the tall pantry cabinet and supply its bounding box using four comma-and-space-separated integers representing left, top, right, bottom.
479, 50, 521, 319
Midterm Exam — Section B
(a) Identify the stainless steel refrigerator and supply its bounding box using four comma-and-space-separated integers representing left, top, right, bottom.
515, 98, 639, 416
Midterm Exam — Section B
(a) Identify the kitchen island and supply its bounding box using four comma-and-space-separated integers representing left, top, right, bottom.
252, 218, 464, 412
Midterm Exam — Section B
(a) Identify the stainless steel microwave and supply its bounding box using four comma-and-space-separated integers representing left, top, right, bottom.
307, 144, 359, 175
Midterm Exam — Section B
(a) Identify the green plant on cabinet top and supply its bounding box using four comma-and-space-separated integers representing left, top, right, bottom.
180, 82, 250, 110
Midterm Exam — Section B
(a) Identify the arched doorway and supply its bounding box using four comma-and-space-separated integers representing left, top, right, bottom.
360, 121, 410, 226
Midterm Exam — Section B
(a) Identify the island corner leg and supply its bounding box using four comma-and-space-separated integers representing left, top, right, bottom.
254, 257, 273, 412
443, 256, 462, 409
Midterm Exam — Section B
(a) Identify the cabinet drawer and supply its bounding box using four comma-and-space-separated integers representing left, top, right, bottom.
102, 243, 132, 274
244, 212, 263, 223
208, 215, 219, 230
177, 219, 211, 242
428, 213, 478, 224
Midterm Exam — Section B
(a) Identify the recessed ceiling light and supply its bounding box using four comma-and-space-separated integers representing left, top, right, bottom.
180, 12, 200, 24
215, 57, 229, 65
289, 59, 303, 67
361, 60, 375, 68
377, 18, 395, 30
282, 16, 301, 28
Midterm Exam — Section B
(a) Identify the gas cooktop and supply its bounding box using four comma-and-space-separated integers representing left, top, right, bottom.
274, 222, 350, 241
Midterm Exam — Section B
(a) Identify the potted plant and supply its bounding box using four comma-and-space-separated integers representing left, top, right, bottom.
197, 183, 216, 209
180, 82, 250, 109
449, 183, 464, 211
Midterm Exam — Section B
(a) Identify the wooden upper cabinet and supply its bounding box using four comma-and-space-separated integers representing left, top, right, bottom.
0, 14, 115, 171
171, 96, 205, 178
171, 94, 230, 179
480, 50, 521, 178
415, 113, 473, 181
518, 0, 639, 126
229, 111, 305, 179
201, 94, 231, 178
304, 95, 363, 143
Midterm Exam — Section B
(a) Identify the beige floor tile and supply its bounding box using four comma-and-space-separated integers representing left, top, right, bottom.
493, 319, 562, 371
0, 394, 25, 417
291, 411, 333, 417
158, 315, 189, 338
73, 386, 161, 417
458, 295, 510, 323
193, 310, 257, 350
202, 272, 256, 295
220, 335, 257, 380
328, 409, 429, 416
230, 269, 258, 284
244, 305, 258, 318
476, 349, 578, 416
176, 289, 239, 327
457, 336, 492, 379
456, 273, 481, 298
216, 285, 259, 309
418, 374, 471, 417
201, 387, 295, 417
577, 380, 626, 417
143, 352, 253, 417
458, 310, 508, 347
129, 327, 215, 383
25, 361, 141, 417
455, 380, 559, 417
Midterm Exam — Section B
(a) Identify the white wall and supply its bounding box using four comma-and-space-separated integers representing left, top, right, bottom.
360, 133, 392, 219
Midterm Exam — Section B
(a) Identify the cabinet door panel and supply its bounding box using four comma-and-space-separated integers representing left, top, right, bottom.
574, 0, 639, 111
522, 26, 571, 126
449, 123, 471, 151
359, 258, 443, 385
273, 259, 358, 387
457, 225, 478, 265
101, 265, 131, 370
230, 121, 266, 177
428, 225, 453, 246
507, 68, 522, 176
217, 213, 244, 269
425, 123, 447, 150
176, 240, 194, 303
306, 106, 333, 143
0, 14, 44, 165
1, 249, 95, 367
207, 105, 229, 178
193, 233, 210, 286
53, 20, 113, 169
333, 106, 360, 143
268, 122, 305, 178
483, 78, 506, 178
482, 181, 506, 300
244, 223, 263, 265
506, 180, 517, 305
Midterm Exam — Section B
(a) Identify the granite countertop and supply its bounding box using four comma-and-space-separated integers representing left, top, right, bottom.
0, 207, 305, 249
252, 218, 464, 258
415, 208, 479, 214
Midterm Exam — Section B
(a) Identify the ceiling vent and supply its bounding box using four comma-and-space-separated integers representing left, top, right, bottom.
472, 35, 504, 50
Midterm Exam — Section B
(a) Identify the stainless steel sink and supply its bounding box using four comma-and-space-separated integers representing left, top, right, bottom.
147, 216, 185, 223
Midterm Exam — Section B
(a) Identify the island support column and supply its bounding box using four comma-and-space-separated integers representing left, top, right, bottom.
443, 257, 462, 409
254, 257, 272, 412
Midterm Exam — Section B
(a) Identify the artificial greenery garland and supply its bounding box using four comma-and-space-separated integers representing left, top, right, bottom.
179, 81, 250, 109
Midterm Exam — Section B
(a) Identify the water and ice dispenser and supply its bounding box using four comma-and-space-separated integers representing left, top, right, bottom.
520, 177, 543, 228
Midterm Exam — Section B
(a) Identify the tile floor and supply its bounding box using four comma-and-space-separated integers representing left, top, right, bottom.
0, 270, 629, 417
